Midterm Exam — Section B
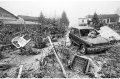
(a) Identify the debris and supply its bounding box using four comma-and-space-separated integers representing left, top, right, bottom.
11, 34, 31, 48
70, 55, 103, 78
99, 26, 120, 41
70, 55, 89, 74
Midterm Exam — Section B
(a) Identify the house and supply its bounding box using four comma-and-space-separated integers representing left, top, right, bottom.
18, 15, 38, 23
0, 7, 40, 25
0, 7, 25, 25
79, 14, 119, 25
78, 18, 91, 26
0, 7, 18, 21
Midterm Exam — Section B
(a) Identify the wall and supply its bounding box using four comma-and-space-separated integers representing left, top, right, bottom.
78, 18, 88, 25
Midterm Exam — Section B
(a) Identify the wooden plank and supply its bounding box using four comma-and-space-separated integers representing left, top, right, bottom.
17, 65, 23, 78
48, 36, 67, 78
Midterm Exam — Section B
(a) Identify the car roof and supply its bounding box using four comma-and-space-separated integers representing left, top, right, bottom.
70, 26, 94, 30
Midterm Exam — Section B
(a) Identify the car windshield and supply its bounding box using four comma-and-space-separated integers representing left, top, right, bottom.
80, 29, 98, 37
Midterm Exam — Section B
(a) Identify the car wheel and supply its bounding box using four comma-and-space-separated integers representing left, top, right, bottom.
79, 44, 87, 55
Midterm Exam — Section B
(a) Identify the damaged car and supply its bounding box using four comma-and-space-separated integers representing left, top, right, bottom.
69, 26, 119, 54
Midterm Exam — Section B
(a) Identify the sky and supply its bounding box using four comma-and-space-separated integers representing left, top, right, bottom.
0, 0, 120, 26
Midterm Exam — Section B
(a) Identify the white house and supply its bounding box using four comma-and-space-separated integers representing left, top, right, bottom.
79, 14, 119, 26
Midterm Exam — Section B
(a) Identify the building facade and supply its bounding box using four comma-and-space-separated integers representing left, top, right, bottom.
18, 15, 38, 23
0, 7, 40, 25
79, 14, 119, 25
78, 18, 91, 26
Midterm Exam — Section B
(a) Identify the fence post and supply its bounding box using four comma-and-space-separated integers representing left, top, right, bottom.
17, 65, 23, 78
48, 36, 67, 78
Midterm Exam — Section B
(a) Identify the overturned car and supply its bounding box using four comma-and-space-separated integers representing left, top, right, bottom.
69, 26, 120, 54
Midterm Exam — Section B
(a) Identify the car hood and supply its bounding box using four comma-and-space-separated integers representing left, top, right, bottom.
82, 36, 109, 45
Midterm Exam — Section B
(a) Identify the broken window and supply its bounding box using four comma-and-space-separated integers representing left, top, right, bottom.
70, 28, 80, 36
80, 29, 90, 37
70, 28, 74, 34
80, 29, 98, 37
74, 29, 80, 36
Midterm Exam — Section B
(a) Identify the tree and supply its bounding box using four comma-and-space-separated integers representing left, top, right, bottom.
38, 11, 46, 25
91, 12, 101, 29
60, 11, 69, 26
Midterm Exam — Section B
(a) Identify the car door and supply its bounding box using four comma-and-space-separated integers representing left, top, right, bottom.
74, 28, 81, 45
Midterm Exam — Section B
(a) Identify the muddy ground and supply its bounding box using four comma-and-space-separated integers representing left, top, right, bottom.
0, 36, 120, 78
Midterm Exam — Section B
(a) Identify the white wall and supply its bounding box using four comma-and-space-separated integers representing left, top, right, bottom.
79, 18, 88, 25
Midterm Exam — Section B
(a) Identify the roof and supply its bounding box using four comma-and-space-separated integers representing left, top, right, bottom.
87, 14, 119, 19
3, 20, 40, 25
78, 18, 88, 19
70, 26, 94, 30
0, 7, 18, 20
18, 15, 38, 21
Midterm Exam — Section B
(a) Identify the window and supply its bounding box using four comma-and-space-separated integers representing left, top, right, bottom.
70, 28, 80, 37
80, 29, 90, 36
107, 19, 109, 23
82, 20, 84, 23
70, 28, 75, 34
80, 29, 98, 37
110, 18, 116, 22
74, 28, 80, 36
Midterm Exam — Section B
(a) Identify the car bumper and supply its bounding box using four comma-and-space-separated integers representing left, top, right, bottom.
87, 44, 114, 53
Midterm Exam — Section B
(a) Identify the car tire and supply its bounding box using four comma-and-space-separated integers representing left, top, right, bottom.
79, 44, 87, 55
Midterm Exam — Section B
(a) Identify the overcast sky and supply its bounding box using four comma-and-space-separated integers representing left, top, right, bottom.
0, 0, 120, 26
